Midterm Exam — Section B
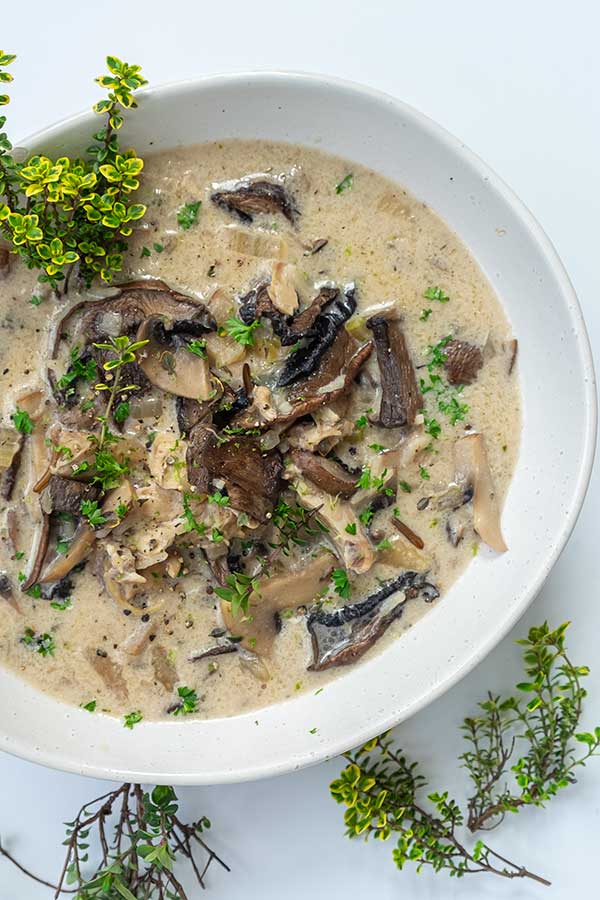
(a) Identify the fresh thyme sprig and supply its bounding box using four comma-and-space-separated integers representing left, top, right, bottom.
1, 783, 229, 898
331, 621, 600, 886
0, 53, 147, 290
93, 334, 148, 449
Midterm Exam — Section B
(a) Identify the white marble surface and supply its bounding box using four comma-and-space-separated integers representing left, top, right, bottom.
1, 1, 599, 897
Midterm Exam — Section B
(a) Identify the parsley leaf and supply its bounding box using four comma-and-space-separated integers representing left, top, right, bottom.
419, 465, 431, 481
223, 317, 261, 347
123, 710, 143, 729
81, 699, 96, 712
80, 499, 107, 528
335, 173, 354, 194
424, 286, 450, 304
11, 407, 33, 434
420, 308, 433, 322
186, 338, 207, 358
170, 685, 199, 716
177, 200, 202, 230
331, 568, 351, 600
345, 522, 357, 535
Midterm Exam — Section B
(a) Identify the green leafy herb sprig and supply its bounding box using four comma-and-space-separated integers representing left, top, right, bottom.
0, 53, 147, 290
331, 622, 600, 887
420, 334, 469, 432
1, 784, 229, 898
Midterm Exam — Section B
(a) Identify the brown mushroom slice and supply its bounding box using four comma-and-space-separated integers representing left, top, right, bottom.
86, 648, 128, 702
444, 339, 484, 386
151, 643, 178, 692
454, 433, 507, 552
287, 471, 375, 574
38, 520, 96, 583
136, 317, 214, 400
366, 315, 422, 427
186, 425, 282, 523
211, 179, 297, 223
220, 554, 335, 655
289, 449, 357, 497
507, 338, 518, 375
267, 262, 300, 315
0, 428, 24, 501
307, 571, 439, 671
40, 475, 100, 516
0, 572, 21, 614
20, 514, 50, 591
239, 282, 337, 347
52, 279, 216, 357
120, 620, 154, 657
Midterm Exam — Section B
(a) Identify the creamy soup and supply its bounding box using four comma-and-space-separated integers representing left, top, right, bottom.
0, 140, 520, 722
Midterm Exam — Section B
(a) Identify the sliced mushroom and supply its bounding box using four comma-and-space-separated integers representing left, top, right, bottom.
211, 179, 297, 223
40, 475, 100, 516
186, 425, 282, 523
0, 428, 24, 501
307, 571, 439, 670
443, 339, 484, 386
278, 285, 357, 386
52, 279, 216, 357
366, 315, 422, 427
454, 433, 507, 552
21, 514, 50, 591
289, 449, 358, 497
267, 262, 300, 316
239, 283, 338, 347
38, 519, 96, 583
151, 643, 178, 692
287, 470, 375, 574
0, 571, 21, 614
86, 648, 128, 702
136, 317, 214, 400
220, 554, 335, 655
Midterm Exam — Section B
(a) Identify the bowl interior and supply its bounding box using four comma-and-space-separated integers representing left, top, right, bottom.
1, 73, 595, 784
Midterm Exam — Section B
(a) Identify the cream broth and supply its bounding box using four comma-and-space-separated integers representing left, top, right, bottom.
0, 140, 520, 721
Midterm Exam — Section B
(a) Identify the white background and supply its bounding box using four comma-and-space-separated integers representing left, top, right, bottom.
1, 1, 599, 897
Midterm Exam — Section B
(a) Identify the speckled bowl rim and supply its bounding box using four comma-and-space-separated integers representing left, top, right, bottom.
0, 71, 596, 784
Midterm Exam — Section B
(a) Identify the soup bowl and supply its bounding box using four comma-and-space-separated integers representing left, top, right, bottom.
0, 72, 595, 784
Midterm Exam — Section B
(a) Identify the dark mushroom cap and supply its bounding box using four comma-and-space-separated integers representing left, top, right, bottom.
366, 315, 422, 428
211, 180, 297, 223
444, 339, 484, 386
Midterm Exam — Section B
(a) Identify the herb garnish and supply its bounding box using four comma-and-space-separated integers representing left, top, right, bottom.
21, 627, 55, 656
81, 699, 96, 712
80, 499, 107, 528
331, 622, 600, 887
169, 685, 199, 716
177, 200, 202, 230
215, 572, 259, 618
423, 285, 450, 304
331, 568, 351, 600
223, 317, 261, 346
186, 338, 207, 358
123, 710, 143, 729
11, 407, 33, 434
0, 54, 147, 289
335, 173, 354, 194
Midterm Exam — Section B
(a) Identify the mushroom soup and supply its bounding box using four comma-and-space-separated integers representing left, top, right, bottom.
0, 140, 520, 721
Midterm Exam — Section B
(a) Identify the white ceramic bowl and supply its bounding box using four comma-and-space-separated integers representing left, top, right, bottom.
1, 73, 595, 784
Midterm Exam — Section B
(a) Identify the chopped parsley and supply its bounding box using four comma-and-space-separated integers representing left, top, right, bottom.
223, 317, 261, 347
30, 294, 43, 306
92, 450, 128, 490
186, 339, 207, 359
368, 443, 386, 453
21, 628, 55, 657
331, 568, 351, 600
356, 466, 372, 489
359, 506, 375, 526
424, 416, 442, 439
345, 522, 357, 535
57, 347, 97, 393
177, 200, 202, 230
81, 700, 97, 712
170, 685, 199, 715
140, 246, 151, 258
211, 527, 224, 543
50, 597, 72, 611
335, 173, 354, 194
376, 538, 392, 551
153, 242, 164, 253
419, 465, 431, 481
56, 539, 70, 556
115, 502, 129, 520
11, 407, 33, 434
398, 481, 412, 494
80, 499, 107, 528
208, 490, 229, 506
424, 285, 450, 304
123, 710, 143, 729
182, 493, 206, 536
420, 308, 433, 322
26, 584, 42, 599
